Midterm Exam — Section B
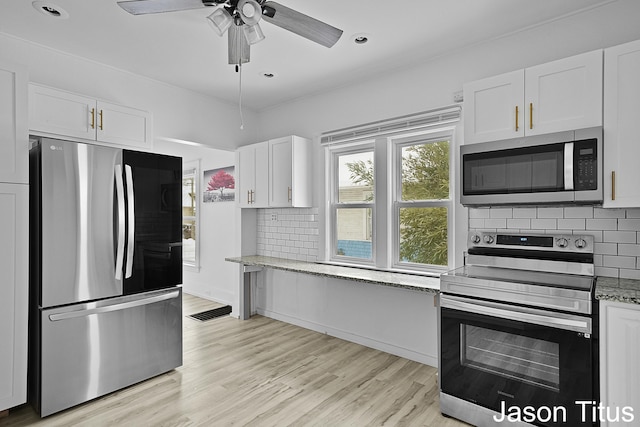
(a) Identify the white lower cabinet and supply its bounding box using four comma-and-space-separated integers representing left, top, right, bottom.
0, 183, 28, 412
599, 300, 640, 426
28, 83, 152, 149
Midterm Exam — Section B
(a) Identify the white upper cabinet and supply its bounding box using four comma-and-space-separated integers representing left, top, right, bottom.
269, 136, 312, 208
464, 50, 603, 144
464, 70, 524, 144
28, 84, 152, 149
237, 135, 312, 209
237, 141, 269, 208
603, 39, 640, 208
0, 61, 28, 184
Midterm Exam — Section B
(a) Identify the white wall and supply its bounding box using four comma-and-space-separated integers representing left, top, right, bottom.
0, 32, 259, 150
248, 0, 640, 366
155, 139, 241, 313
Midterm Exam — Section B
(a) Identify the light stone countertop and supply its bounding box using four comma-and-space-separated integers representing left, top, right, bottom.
596, 276, 640, 305
225, 255, 440, 293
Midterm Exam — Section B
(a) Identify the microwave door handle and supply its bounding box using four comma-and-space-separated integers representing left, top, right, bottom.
564, 142, 574, 191
125, 165, 135, 279
114, 165, 125, 281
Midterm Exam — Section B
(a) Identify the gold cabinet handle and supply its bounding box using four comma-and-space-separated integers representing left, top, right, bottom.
99, 110, 104, 130
287, 186, 292, 203
251, 190, 255, 204
612, 171, 616, 201
515, 106, 519, 132
529, 103, 533, 130
90, 108, 95, 129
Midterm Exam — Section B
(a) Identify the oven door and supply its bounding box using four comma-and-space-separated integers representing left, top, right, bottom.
440, 294, 595, 427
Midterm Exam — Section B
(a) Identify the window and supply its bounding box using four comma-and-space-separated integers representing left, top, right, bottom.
182, 161, 200, 269
330, 147, 375, 263
394, 136, 450, 271
323, 108, 458, 273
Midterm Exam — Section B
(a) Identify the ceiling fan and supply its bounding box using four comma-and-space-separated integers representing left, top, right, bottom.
117, 0, 344, 65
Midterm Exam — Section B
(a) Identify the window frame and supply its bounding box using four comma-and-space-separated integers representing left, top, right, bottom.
324, 126, 456, 274
182, 160, 201, 271
328, 141, 376, 266
391, 130, 454, 274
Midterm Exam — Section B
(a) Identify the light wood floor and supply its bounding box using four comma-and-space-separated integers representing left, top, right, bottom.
2, 294, 468, 426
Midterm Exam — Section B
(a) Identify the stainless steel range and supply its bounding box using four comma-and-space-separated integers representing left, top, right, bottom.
439, 232, 599, 427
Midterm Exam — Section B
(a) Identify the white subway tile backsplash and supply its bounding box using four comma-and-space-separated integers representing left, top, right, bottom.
537, 207, 564, 218
594, 208, 625, 219
586, 219, 617, 231
257, 207, 320, 262
512, 208, 537, 218
531, 218, 557, 230
564, 206, 594, 218
604, 231, 637, 244
602, 255, 636, 269
489, 208, 513, 218
558, 218, 586, 230
618, 219, 640, 231
467, 205, 640, 279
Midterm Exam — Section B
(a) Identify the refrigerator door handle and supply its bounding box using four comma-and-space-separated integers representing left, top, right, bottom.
125, 164, 135, 279
115, 164, 126, 281
48, 289, 180, 321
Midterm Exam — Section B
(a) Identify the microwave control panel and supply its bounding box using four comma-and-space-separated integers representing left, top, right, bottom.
574, 138, 597, 191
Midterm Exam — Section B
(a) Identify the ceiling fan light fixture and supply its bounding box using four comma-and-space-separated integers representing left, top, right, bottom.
237, 0, 262, 26
243, 23, 265, 45
206, 7, 233, 36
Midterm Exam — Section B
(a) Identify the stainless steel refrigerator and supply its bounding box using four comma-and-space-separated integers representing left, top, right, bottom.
29, 137, 183, 417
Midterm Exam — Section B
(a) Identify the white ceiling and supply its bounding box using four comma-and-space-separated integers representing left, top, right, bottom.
1, 0, 611, 111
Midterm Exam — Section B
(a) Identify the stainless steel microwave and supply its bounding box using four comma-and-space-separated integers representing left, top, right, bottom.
460, 127, 602, 206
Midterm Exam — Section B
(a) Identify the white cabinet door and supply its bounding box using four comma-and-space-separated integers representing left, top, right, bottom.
600, 300, 640, 427
525, 50, 603, 136
269, 136, 312, 207
603, 39, 640, 208
237, 145, 255, 208
463, 50, 603, 145
96, 101, 152, 149
0, 183, 28, 411
463, 70, 524, 144
0, 61, 28, 185
237, 142, 268, 208
28, 84, 96, 140
29, 84, 152, 149
269, 137, 293, 207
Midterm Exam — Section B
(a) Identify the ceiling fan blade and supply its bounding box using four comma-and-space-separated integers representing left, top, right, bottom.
117, 0, 206, 15
262, 1, 343, 48
228, 25, 251, 65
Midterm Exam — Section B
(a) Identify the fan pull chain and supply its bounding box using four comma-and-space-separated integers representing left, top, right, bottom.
238, 61, 244, 130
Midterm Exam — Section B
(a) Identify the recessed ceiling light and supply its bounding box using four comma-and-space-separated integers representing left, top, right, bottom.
352, 33, 370, 45
32, 1, 69, 19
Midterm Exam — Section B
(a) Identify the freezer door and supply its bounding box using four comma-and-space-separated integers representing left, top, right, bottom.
122, 150, 182, 295
37, 288, 182, 417
40, 140, 123, 307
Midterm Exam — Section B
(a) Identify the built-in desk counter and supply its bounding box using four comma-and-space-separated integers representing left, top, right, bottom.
225, 255, 440, 319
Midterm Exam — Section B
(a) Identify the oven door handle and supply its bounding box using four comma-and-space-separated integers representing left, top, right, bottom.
440, 294, 591, 334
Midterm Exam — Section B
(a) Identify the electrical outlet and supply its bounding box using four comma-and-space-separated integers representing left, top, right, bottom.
270, 213, 278, 222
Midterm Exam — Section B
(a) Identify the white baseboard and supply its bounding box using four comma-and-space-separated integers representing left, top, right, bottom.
256, 308, 437, 367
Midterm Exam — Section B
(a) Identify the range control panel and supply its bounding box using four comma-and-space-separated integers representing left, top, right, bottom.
469, 232, 594, 253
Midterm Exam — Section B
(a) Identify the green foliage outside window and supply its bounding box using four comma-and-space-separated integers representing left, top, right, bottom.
346, 140, 450, 267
